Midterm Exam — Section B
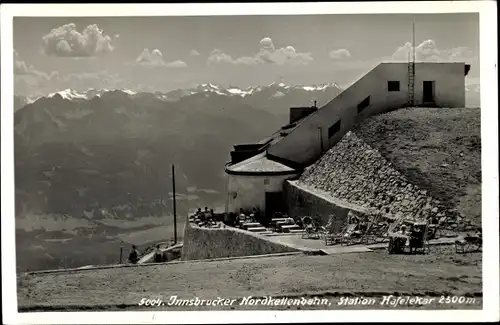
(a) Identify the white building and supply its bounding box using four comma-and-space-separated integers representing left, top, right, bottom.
224, 62, 471, 216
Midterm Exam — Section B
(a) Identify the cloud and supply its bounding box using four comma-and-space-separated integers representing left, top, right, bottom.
391, 40, 476, 62
329, 49, 351, 60
62, 70, 128, 90
207, 49, 260, 65
189, 49, 200, 57
14, 50, 59, 81
135, 48, 187, 68
207, 37, 313, 66
14, 50, 61, 95
42, 23, 114, 57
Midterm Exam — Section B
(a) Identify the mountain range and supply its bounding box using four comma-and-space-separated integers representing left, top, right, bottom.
14, 82, 343, 112
13, 81, 343, 271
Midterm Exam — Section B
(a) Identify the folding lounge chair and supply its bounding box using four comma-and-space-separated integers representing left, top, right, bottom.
375, 217, 405, 243
322, 223, 357, 246
301, 216, 323, 239
339, 223, 363, 246
353, 213, 382, 245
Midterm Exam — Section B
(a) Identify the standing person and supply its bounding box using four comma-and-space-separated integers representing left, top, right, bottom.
128, 245, 140, 264
154, 245, 163, 263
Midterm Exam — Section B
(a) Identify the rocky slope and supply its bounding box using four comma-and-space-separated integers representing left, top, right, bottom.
299, 107, 481, 228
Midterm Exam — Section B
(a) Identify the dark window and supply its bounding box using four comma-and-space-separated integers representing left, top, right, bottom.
388, 81, 400, 91
357, 96, 370, 113
328, 120, 341, 138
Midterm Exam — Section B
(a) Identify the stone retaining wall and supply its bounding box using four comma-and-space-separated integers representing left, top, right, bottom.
284, 180, 368, 231
181, 219, 299, 261
298, 131, 464, 226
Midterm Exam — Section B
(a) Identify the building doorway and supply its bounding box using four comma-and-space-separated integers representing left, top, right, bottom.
423, 81, 435, 104
265, 191, 285, 222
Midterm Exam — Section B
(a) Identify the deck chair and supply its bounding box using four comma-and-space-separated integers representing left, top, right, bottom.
301, 216, 322, 239
322, 216, 343, 245
373, 217, 405, 243
339, 223, 366, 246
455, 234, 482, 254
321, 222, 357, 246
324, 222, 352, 246
355, 213, 382, 245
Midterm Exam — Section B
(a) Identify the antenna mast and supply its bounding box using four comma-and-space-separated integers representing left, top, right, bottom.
407, 22, 416, 107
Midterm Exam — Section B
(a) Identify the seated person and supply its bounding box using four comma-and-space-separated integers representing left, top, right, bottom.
347, 211, 360, 224
358, 220, 368, 233
205, 208, 214, 223
253, 207, 260, 222
283, 214, 295, 225
409, 226, 423, 253
295, 216, 304, 229
344, 224, 358, 237
238, 208, 247, 224
128, 245, 140, 264
210, 209, 217, 222
199, 209, 207, 222
154, 245, 163, 263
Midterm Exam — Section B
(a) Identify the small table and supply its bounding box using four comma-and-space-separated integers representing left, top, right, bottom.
388, 232, 409, 254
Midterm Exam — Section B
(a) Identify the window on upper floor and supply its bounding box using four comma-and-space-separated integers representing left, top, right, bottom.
328, 120, 341, 138
388, 81, 400, 92
357, 96, 370, 113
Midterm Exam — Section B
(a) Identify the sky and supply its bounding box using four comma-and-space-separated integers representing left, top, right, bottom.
13, 13, 480, 96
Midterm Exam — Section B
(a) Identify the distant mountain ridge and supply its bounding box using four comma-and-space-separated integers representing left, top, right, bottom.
14, 81, 343, 110
14, 80, 344, 218
14, 79, 480, 113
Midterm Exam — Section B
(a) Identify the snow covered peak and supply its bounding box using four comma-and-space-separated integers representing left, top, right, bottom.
301, 82, 342, 92
39, 81, 344, 102
48, 89, 87, 100
121, 89, 137, 95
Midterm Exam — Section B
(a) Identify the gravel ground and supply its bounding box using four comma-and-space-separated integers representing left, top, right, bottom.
18, 246, 482, 311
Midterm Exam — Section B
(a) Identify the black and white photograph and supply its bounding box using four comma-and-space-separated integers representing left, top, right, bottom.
1, 2, 498, 324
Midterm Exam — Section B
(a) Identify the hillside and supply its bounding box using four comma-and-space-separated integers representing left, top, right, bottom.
299, 107, 481, 226
354, 107, 481, 224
